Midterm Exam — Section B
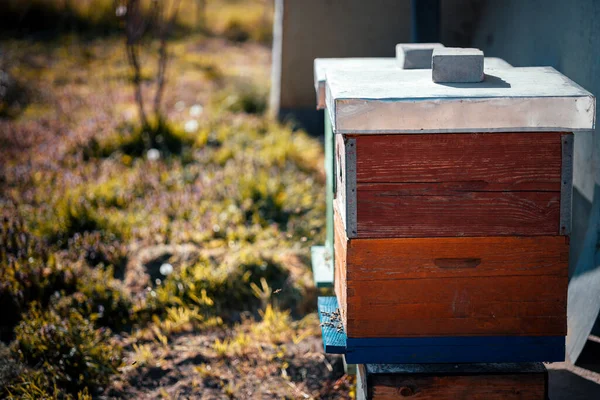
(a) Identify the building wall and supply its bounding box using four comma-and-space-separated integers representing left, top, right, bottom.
270, 0, 483, 133
470, 0, 600, 360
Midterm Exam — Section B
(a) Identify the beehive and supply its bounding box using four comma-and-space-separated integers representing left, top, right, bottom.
312, 45, 513, 280
318, 53, 595, 364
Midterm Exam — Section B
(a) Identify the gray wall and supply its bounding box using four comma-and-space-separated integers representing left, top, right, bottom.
471, 0, 600, 361
270, 0, 483, 133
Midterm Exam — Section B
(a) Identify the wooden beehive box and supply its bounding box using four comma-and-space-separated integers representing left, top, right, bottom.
357, 363, 549, 400
312, 47, 513, 281
319, 61, 595, 364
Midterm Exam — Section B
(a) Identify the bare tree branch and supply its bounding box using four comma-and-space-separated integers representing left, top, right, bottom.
153, 0, 182, 119
124, 0, 148, 127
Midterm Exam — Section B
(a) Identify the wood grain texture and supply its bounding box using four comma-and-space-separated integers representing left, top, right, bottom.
357, 187, 560, 237
346, 236, 569, 280
334, 205, 569, 338
343, 132, 566, 238
334, 206, 348, 328
317, 297, 346, 353
365, 362, 546, 374
355, 132, 562, 189
361, 363, 547, 400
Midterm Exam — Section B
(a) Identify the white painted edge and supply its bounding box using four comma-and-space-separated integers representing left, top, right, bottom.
326, 67, 595, 134
333, 134, 347, 233
326, 91, 596, 134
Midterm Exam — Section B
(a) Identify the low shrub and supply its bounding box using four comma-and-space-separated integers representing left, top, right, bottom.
145, 249, 299, 320
216, 3, 273, 45
0, 217, 78, 341
0, 342, 25, 398
13, 303, 122, 396
66, 232, 128, 278
82, 119, 195, 160
0, 69, 31, 119
37, 194, 124, 246
216, 84, 267, 115
222, 18, 250, 43
52, 267, 133, 332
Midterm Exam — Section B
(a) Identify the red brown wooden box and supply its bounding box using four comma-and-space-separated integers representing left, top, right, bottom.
333, 131, 572, 338
334, 132, 572, 239
322, 65, 594, 361
357, 363, 548, 400
334, 202, 569, 338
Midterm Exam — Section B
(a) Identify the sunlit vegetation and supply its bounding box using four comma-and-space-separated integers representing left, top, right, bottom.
0, 0, 273, 42
0, 0, 354, 398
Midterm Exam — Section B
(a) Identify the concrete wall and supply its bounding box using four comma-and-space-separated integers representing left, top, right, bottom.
270, 0, 484, 133
470, 0, 600, 361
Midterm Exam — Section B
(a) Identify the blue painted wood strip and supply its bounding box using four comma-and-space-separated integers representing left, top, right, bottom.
317, 296, 346, 353
311, 246, 333, 288
345, 342, 564, 364
318, 296, 565, 364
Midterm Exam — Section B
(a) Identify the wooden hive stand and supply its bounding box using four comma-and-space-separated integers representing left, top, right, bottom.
357, 363, 548, 400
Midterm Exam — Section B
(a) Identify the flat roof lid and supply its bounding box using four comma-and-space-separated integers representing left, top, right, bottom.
314, 57, 512, 109
325, 66, 595, 134
314, 58, 397, 109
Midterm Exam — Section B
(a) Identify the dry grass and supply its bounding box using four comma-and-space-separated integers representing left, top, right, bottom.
0, 1, 353, 398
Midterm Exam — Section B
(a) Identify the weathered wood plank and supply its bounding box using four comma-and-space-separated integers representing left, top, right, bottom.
347, 301, 566, 321
346, 335, 564, 348
347, 236, 569, 280
357, 187, 560, 237
355, 132, 563, 190
360, 363, 548, 400
347, 276, 567, 305
346, 276, 566, 337
317, 296, 346, 353
347, 316, 566, 338
364, 362, 546, 375
334, 205, 569, 338
333, 132, 569, 238
334, 208, 348, 328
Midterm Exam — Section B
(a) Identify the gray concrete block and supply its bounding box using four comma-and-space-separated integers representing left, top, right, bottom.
396, 43, 444, 69
432, 47, 484, 83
